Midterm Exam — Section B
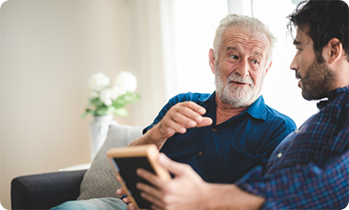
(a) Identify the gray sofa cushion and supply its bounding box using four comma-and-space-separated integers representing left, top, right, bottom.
77, 123, 143, 200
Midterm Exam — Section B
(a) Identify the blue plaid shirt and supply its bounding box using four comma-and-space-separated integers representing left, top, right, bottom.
235, 86, 349, 209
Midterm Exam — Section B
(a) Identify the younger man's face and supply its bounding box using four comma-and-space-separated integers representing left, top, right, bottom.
289, 28, 335, 100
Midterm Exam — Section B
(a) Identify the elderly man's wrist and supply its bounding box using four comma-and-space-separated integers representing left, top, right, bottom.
148, 125, 167, 148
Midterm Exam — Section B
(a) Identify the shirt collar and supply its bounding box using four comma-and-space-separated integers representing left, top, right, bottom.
198, 92, 267, 121
244, 95, 267, 121
317, 85, 349, 109
197, 91, 215, 105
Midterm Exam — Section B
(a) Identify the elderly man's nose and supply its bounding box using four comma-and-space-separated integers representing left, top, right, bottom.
236, 60, 249, 77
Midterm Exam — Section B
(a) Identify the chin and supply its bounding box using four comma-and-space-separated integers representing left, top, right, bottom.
302, 90, 327, 101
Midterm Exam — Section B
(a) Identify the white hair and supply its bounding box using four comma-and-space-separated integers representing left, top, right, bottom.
213, 14, 277, 65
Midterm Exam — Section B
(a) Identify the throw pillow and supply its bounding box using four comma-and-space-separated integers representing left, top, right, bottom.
77, 123, 144, 200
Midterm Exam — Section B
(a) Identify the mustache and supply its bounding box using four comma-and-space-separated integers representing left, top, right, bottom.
296, 72, 302, 80
227, 73, 253, 85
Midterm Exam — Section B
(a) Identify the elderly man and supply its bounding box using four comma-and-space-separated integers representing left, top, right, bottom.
125, 0, 349, 210
114, 13, 295, 206
52, 13, 296, 210
127, 13, 295, 184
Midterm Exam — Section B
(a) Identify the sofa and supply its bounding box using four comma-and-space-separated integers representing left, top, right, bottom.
11, 124, 144, 210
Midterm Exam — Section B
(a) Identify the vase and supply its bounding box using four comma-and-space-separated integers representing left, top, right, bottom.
89, 115, 117, 161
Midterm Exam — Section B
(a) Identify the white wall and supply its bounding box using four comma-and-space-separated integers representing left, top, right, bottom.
0, 1, 165, 209
253, 0, 319, 127
161, 0, 321, 127
2, 0, 347, 209
160, 0, 227, 99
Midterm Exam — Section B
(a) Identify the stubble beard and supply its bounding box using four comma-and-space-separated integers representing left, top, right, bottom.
214, 64, 265, 108
299, 57, 335, 100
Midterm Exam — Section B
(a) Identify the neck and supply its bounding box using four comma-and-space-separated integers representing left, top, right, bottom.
327, 57, 349, 92
333, 62, 349, 89
215, 93, 248, 125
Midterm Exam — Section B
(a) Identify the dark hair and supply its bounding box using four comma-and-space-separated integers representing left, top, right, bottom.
287, 0, 349, 62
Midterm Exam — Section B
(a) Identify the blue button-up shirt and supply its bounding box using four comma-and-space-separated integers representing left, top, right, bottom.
144, 92, 296, 183
235, 86, 349, 209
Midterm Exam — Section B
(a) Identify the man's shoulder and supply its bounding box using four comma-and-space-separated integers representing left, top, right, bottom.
248, 96, 297, 130
263, 105, 297, 131
169, 92, 212, 104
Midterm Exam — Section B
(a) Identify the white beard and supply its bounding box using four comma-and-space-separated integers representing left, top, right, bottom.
214, 64, 265, 108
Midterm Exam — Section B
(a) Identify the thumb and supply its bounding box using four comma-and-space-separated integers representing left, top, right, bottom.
158, 153, 188, 176
127, 203, 136, 210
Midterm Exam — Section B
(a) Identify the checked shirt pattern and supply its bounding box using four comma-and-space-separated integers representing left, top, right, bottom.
236, 86, 349, 209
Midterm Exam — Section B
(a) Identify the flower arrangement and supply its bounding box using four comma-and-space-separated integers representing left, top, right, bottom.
81, 71, 140, 118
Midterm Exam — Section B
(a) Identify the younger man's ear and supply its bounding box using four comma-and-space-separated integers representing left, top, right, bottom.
208, 48, 216, 73
325, 38, 343, 64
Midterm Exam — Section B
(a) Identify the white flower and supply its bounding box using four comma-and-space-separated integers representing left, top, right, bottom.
99, 88, 113, 106
114, 71, 137, 92
88, 73, 110, 91
82, 71, 140, 118
111, 85, 126, 99
90, 91, 98, 98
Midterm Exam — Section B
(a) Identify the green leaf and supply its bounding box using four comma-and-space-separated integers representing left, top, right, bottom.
89, 97, 103, 107
95, 107, 109, 116
123, 92, 140, 103
81, 109, 95, 118
114, 97, 126, 105
81, 113, 88, 118
113, 108, 128, 117
83, 92, 139, 119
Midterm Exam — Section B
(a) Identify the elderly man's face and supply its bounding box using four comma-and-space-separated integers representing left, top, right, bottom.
211, 26, 271, 108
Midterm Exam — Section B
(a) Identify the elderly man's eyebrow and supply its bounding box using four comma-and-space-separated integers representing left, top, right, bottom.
253, 51, 263, 57
227, 46, 263, 57
227, 46, 238, 51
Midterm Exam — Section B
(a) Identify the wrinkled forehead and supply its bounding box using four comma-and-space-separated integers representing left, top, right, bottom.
221, 26, 270, 55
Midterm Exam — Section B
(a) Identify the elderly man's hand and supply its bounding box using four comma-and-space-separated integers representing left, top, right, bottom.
135, 153, 211, 210
116, 176, 131, 204
129, 101, 212, 149
156, 101, 213, 139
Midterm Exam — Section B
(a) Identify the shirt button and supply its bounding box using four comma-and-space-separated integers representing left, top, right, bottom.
197, 152, 203, 157
277, 153, 282, 158
211, 128, 217, 132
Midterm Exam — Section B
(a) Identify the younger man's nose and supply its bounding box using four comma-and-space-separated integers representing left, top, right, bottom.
289, 54, 298, 71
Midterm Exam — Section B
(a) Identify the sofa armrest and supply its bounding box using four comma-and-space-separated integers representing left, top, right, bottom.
11, 170, 87, 210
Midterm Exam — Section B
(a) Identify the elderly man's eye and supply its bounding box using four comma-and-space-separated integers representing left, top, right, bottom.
230, 55, 239, 59
251, 60, 259, 64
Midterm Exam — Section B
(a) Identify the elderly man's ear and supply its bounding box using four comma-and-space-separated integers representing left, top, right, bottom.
265, 61, 272, 74
209, 48, 216, 73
